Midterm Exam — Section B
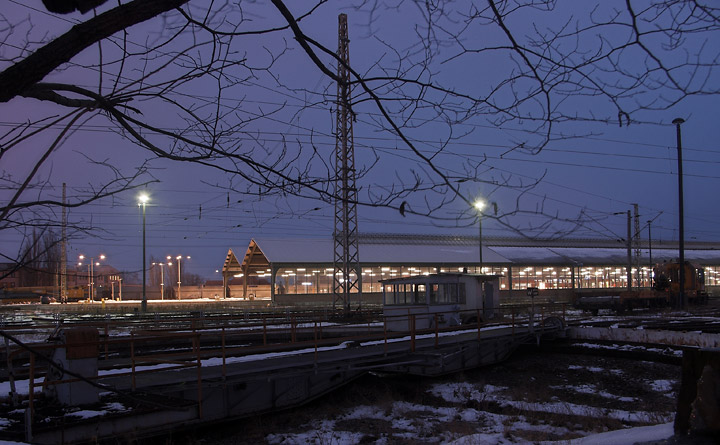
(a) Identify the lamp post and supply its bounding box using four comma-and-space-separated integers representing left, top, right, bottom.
169, 255, 190, 300
151, 261, 172, 300
473, 199, 486, 273
78, 258, 90, 301
138, 193, 149, 312
78, 254, 105, 301
672, 118, 686, 309
647, 220, 653, 275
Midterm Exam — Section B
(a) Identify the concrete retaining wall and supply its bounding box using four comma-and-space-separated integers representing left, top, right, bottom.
569, 326, 720, 348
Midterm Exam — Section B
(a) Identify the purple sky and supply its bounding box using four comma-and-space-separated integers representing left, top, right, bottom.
2, 1, 719, 279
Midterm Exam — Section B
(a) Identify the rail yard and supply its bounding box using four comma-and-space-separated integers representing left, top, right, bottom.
0, 299, 718, 444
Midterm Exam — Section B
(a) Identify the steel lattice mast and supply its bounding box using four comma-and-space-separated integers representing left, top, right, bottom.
333, 13, 361, 312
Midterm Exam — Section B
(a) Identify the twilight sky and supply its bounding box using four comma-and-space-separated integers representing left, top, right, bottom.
1, 1, 719, 279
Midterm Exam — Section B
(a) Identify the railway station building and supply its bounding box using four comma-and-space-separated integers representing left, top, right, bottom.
220, 234, 720, 305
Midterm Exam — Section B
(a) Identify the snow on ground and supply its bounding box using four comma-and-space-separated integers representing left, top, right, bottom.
650, 380, 675, 393
64, 402, 130, 420
430, 382, 670, 424
262, 368, 675, 445
446, 422, 674, 445
264, 396, 673, 445
573, 342, 683, 357
540, 422, 674, 444
550, 384, 636, 403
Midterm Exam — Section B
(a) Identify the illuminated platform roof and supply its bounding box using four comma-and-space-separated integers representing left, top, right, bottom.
223, 234, 720, 276
245, 237, 510, 265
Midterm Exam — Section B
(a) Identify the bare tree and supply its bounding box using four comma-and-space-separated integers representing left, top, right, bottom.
1, 0, 718, 272
17, 228, 62, 286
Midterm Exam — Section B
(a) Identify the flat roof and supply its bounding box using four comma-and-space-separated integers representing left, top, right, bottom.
227, 235, 720, 272
246, 237, 510, 265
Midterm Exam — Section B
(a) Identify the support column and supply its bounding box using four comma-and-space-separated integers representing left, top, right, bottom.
271, 266, 277, 304
222, 272, 228, 299
507, 266, 513, 299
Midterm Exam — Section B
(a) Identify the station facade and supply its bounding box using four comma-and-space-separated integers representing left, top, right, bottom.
221, 234, 720, 304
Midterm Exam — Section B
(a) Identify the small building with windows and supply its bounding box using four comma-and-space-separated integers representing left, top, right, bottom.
381, 273, 500, 331
220, 234, 720, 305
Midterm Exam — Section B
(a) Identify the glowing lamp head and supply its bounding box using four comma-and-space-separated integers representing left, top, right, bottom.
138, 193, 149, 205
474, 199, 486, 212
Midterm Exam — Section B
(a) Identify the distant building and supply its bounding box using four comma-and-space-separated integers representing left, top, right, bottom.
220, 234, 720, 304
0, 263, 19, 289
0, 261, 121, 300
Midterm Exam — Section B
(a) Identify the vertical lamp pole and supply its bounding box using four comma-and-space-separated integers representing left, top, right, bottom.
79, 255, 105, 301
626, 210, 632, 291
78, 257, 90, 301
90, 260, 95, 301
152, 262, 172, 300
177, 256, 182, 300
170, 255, 190, 300
139, 194, 149, 312
672, 118, 686, 309
474, 199, 486, 273
159, 263, 165, 300
647, 220, 653, 275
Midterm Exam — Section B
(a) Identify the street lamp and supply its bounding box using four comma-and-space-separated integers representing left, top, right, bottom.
138, 193, 149, 312
151, 261, 172, 300
474, 199, 486, 273
672, 117, 686, 309
78, 254, 105, 302
169, 255, 190, 299
647, 220, 653, 274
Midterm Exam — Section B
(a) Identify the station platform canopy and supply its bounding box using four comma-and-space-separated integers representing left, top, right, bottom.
223, 233, 720, 277
219, 234, 720, 298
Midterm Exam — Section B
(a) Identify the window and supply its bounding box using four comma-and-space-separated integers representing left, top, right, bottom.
428, 283, 465, 304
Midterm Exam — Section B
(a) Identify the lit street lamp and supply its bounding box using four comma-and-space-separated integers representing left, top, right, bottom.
138, 193, 149, 312
169, 255, 190, 299
474, 199, 486, 273
151, 261, 172, 300
78, 254, 105, 302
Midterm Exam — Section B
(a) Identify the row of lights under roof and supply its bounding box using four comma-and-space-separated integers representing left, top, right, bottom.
244, 265, 665, 279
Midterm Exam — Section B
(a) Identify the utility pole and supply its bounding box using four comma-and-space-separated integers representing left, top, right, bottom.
633, 204, 641, 287
626, 210, 632, 292
672, 118, 686, 309
614, 210, 633, 291
647, 220, 653, 271
61, 183, 67, 303
333, 13, 361, 312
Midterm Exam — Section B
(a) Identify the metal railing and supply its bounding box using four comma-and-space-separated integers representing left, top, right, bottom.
1, 302, 567, 440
